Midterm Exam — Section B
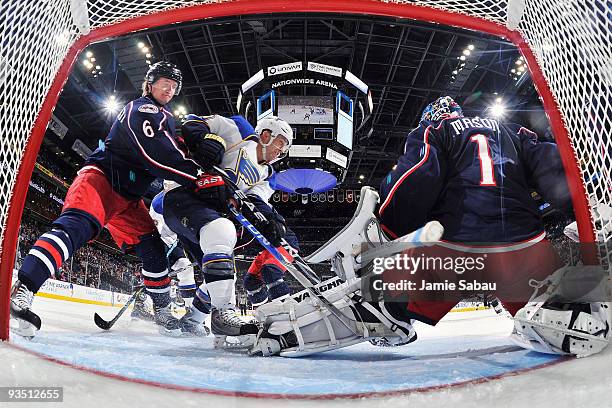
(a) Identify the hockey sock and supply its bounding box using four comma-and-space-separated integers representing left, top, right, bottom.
190, 288, 212, 321
244, 273, 269, 306
136, 233, 172, 308
262, 265, 290, 301
19, 228, 75, 293
141, 269, 171, 307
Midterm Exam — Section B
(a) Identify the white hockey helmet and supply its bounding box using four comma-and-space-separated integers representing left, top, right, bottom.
255, 116, 293, 163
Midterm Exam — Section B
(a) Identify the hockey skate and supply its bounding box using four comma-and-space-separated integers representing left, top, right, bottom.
211, 308, 259, 349
178, 308, 211, 337
153, 304, 182, 337
9, 280, 41, 339
131, 292, 155, 322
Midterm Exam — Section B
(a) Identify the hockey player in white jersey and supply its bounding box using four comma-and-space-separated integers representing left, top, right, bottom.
162, 114, 297, 345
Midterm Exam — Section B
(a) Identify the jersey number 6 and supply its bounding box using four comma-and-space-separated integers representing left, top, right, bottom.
142, 120, 155, 138
470, 134, 497, 186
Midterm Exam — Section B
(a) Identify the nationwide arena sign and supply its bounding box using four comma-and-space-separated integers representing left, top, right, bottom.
271, 78, 338, 89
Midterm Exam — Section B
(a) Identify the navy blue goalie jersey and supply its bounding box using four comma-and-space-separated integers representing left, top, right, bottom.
379, 116, 573, 243
86, 96, 199, 200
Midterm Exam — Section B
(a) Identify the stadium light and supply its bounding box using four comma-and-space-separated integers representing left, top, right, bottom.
105, 99, 119, 113
175, 105, 188, 119
105, 96, 119, 112
490, 103, 506, 118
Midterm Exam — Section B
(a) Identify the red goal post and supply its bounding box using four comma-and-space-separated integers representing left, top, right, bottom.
1, 0, 608, 340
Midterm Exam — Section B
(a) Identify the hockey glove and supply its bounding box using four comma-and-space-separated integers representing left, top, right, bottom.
259, 218, 286, 247
192, 174, 232, 212
192, 134, 226, 170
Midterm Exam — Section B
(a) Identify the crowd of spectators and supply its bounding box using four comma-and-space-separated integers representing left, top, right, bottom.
35, 148, 78, 182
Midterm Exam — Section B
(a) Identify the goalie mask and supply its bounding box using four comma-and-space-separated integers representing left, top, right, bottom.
421, 96, 463, 122
255, 116, 294, 164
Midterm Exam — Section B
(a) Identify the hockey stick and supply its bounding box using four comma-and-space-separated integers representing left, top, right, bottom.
94, 287, 145, 330
93, 256, 198, 330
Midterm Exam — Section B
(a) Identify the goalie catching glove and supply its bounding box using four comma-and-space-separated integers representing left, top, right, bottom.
249, 278, 416, 357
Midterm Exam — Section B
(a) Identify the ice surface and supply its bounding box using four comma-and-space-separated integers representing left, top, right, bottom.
2, 296, 612, 407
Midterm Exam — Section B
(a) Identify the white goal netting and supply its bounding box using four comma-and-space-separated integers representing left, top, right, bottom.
1, 0, 611, 335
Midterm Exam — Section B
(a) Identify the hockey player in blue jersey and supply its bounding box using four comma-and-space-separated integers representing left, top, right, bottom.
376, 97, 568, 320
376, 96, 608, 355
159, 115, 298, 344
10, 62, 226, 338
250, 96, 609, 357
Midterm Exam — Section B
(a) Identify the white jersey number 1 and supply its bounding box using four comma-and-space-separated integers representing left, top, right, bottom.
470, 134, 497, 186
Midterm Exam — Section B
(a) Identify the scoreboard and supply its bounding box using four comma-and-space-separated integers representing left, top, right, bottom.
236, 61, 373, 190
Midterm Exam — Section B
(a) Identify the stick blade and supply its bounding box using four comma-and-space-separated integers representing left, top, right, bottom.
94, 313, 112, 330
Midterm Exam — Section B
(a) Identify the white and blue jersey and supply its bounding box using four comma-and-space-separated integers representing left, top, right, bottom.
181, 114, 275, 203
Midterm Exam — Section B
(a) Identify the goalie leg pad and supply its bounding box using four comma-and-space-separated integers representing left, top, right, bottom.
254, 280, 416, 357
512, 302, 610, 357
511, 265, 611, 357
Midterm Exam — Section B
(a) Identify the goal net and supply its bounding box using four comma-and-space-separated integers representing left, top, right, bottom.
1, 0, 610, 340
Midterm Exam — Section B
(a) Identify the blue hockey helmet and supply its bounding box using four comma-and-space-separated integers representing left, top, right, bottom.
421, 96, 463, 122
